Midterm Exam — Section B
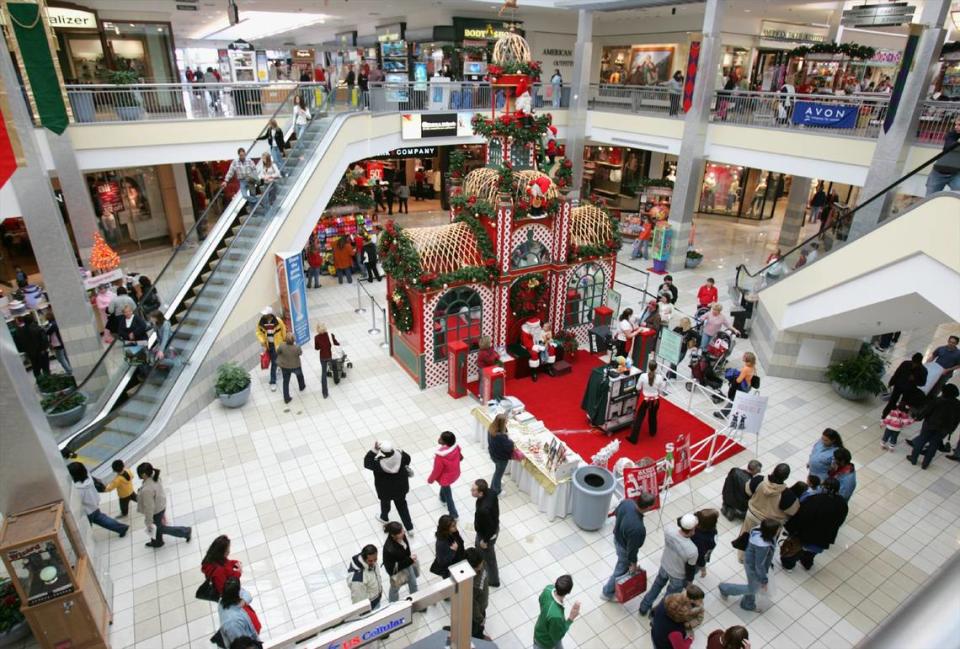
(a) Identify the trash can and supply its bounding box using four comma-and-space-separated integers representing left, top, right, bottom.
571, 465, 616, 531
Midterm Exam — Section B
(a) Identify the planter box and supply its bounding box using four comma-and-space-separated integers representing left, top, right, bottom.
831, 381, 869, 401
218, 383, 251, 409
45, 400, 87, 428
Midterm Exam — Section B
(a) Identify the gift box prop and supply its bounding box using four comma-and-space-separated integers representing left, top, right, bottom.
480, 365, 506, 403
379, 29, 623, 390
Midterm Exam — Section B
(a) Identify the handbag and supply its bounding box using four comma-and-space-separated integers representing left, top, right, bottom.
389, 559, 419, 589
210, 630, 225, 648
195, 579, 219, 602
731, 530, 750, 551
511, 447, 524, 461
260, 350, 270, 370
614, 569, 647, 603
780, 536, 803, 560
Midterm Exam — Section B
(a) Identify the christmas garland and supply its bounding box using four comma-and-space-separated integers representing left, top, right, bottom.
636, 177, 674, 188
788, 42, 876, 61
498, 162, 514, 193
509, 272, 550, 319
448, 148, 470, 179
329, 180, 375, 210
514, 195, 560, 221
389, 287, 414, 333
378, 220, 422, 280
489, 60, 542, 80
567, 202, 623, 262
472, 112, 552, 144
554, 158, 573, 190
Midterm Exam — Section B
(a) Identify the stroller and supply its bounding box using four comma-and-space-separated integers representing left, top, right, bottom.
690, 329, 736, 393
326, 344, 353, 381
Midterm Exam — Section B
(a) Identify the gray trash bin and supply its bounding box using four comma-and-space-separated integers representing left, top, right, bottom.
571, 465, 616, 531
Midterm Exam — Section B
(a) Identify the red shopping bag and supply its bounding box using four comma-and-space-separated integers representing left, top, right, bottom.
615, 569, 647, 603
260, 351, 270, 370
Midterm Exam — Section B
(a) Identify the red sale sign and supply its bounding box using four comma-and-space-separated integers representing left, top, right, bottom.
674, 433, 691, 483
623, 464, 660, 509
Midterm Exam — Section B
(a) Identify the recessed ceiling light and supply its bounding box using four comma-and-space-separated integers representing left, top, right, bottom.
744, 9, 751, 13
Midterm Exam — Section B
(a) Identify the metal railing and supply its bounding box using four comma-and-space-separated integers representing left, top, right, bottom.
355, 278, 389, 349
916, 100, 960, 144
588, 82, 681, 118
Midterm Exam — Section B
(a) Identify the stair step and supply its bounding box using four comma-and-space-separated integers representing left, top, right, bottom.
121, 398, 160, 421
106, 416, 144, 436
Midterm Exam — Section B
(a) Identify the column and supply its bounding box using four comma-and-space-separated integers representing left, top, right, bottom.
848, 0, 950, 240
665, 0, 723, 270
0, 37, 105, 380
44, 131, 100, 261
157, 164, 186, 245
565, 9, 593, 201
777, 176, 812, 249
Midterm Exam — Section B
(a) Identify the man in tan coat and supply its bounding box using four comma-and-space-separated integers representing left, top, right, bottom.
738, 463, 799, 558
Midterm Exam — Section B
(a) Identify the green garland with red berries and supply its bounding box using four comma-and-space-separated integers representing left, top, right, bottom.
509, 272, 550, 319
472, 112, 552, 144
488, 60, 542, 80
554, 158, 573, 190
567, 200, 623, 262
389, 287, 414, 333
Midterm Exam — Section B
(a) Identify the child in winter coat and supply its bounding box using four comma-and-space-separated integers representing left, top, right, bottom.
427, 431, 463, 519
881, 400, 915, 450
103, 459, 138, 517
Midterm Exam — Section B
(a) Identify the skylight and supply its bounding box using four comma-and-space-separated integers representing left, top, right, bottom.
195, 10, 327, 41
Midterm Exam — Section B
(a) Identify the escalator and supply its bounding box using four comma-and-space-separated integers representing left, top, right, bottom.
56, 88, 342, 467
732, 143, 960, 338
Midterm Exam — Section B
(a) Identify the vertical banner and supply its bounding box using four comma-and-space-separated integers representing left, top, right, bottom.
275, 252, 311, 346
682, 40, 701, 113
7, 3, 69, 134
884, 24, 921, 134
673, 433, 691, 482
729, 391, 769, 435
623, 464, 660, 508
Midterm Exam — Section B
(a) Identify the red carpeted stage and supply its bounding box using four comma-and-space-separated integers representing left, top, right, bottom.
471, 353, 744, 474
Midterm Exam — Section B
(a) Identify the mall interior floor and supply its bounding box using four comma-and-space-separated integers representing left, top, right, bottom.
16, 209, 960, 649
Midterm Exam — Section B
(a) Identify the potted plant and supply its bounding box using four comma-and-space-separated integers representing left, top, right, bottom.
826, 345, 886, 401
554, 330, 579, 362
42, 392, 88, 428
0, 579, 29, 647
36, 372, 77, 396
215, 362, 251, 408
685, 249, 704, 269
107, 69, 142, 121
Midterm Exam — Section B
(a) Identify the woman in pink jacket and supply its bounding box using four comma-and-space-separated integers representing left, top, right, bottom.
428, 431, 463, 519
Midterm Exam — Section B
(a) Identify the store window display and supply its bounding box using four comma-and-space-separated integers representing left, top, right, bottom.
86, 168, 167, 251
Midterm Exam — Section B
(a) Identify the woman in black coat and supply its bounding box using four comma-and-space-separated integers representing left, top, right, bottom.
782, 477, 848, 570
363, 441, 413, 533
430, 515, 465, 579
382, 521, 418, 602
881, 352, 928, 418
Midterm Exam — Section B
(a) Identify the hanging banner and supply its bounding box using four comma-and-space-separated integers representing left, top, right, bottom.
791, 101, 859, 129
728, 391, 769, 435
7, 3, 69, 135
883, 24, 920, 134
623, 463, 660, 508
0, 107, 19, 188
682, 40, 700, 113
275, 252, 311, 346
673, 433, 691, 482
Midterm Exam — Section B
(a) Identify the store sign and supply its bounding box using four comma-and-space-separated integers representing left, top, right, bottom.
842, 2, 915, 27
454, 17, 523, 42
228, 39, 255, 51
47, 7, 97, 29
372, 146, 438, 160
791, 101, 859, 129
321, 603, 412, 649
336, 30, 357, 47
759, 20, 827, 44
276, 252, 311, 346
400, 113, 473, 139
376, 23, 404, 43
868, 49, 903, 66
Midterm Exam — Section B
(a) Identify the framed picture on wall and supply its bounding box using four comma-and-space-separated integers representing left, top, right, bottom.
627, 46, 674, 85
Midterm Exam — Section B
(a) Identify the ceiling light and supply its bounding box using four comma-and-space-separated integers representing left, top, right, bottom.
195, 10, 327, 41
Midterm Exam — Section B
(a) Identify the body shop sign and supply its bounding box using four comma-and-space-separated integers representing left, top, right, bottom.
791, 101, 859, 129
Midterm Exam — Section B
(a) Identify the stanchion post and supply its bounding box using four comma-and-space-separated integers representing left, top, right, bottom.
354, 280, 366, 313
368, 296, 380, 335
379, 307, 389, 349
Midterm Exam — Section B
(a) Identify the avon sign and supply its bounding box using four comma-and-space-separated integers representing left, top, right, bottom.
791, 101, 859, 129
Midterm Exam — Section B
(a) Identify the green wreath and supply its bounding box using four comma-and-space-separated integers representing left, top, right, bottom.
509, 272, 549, 319
389, 287, 414, 333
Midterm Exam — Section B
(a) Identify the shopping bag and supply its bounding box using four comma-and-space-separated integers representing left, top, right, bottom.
195, 579, 218, 602
614, 569, 647, 603
260, 351, 270, 370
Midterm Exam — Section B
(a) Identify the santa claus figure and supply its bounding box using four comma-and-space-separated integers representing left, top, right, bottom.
520, 316, 558, 381
513, 77, 533, 116
544, 125, 559, 165
527, 176, 552, 217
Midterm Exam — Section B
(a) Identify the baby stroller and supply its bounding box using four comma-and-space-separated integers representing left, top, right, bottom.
690, 329, 736, 395
326, 344, 353, 381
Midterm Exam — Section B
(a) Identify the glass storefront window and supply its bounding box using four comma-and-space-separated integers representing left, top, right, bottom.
102, 22, 176, 82
86, 167, 168, 252
700, 163, 743, 215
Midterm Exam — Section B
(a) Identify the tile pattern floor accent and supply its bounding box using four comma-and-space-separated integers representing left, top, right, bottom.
19, 212, 960, 649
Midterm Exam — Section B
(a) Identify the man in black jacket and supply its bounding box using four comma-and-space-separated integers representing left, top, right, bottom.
782, 477, 848, 570
362, 235, 382, 282
13, 314, 49, 378
925, 116, 960, 196
910, 384, 960, 469
720, 459, 762, 521
363, 441, 414, 534
657, 275, 678, 304
472, 479, 501, 587
882, 352, 927, 418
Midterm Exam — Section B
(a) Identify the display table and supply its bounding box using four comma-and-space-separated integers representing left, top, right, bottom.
470, 406, 581, 520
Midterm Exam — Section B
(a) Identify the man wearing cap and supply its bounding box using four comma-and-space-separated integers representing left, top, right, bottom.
636, 513, 698, 617
363, 441, 415, 535
601, 491, 656, 602
255, 306, 286, 391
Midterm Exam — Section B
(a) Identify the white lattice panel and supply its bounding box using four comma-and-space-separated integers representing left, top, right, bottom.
510, 223, 553, 261
422, 284, 496, 389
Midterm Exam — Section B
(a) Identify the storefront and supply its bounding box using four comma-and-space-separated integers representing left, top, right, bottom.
100, 20, 178, 82
751, 21, 829, 91
598, 43, 679, 85
452, 18, 523, 80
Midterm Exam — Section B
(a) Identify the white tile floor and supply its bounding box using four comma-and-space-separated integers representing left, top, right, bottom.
49, 213, 960, 649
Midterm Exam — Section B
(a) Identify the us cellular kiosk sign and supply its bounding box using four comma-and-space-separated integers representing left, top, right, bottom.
791, 101, 860, 129
313, 603, 412, 649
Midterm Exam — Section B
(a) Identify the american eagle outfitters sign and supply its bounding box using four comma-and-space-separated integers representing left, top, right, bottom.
790, 101, 859, 129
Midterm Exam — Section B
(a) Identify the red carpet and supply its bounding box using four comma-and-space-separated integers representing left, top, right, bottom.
471, 353, 744, 479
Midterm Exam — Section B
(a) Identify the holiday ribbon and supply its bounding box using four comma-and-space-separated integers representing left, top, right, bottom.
7, 3, 69, 135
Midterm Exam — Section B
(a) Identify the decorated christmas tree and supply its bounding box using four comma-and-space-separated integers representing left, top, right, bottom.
89, 232, 120, 272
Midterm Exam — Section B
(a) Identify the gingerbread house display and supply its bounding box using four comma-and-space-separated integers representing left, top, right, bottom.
379, 31, 621, 389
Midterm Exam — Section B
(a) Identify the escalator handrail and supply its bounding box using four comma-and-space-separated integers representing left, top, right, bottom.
734, 140, 960, 292
47, 84, 306, 418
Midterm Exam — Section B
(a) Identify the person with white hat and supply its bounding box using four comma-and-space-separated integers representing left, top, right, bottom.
255, 306, 286, 391
636, 513, 699, 617
363, 440, 415, 535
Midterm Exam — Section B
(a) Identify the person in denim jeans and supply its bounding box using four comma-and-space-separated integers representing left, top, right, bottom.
486, 414, 514, 495
137, 462, 192, 549
719, 518, 778, 611
427, 431, 462, 519
637, 514, 699, 616
68, 462, 128, 537
221, 148, 258, 205
600, 491, 655, 601
382, 522, 419, 602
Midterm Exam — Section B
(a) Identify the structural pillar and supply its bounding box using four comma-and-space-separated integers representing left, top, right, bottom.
45, 131, 100, 261
566, 9, 593, 202
778, 176, 812, 249
157, 164, 186, 246
665, 0, 723, 270
848, 0, 950, 241
1, 37, 104, 380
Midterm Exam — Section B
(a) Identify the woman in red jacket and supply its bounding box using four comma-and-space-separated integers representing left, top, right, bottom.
201, 535, 242, 595
428, 431, 463, 519
306, 245, 324, 289
314, 322, 341, 399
